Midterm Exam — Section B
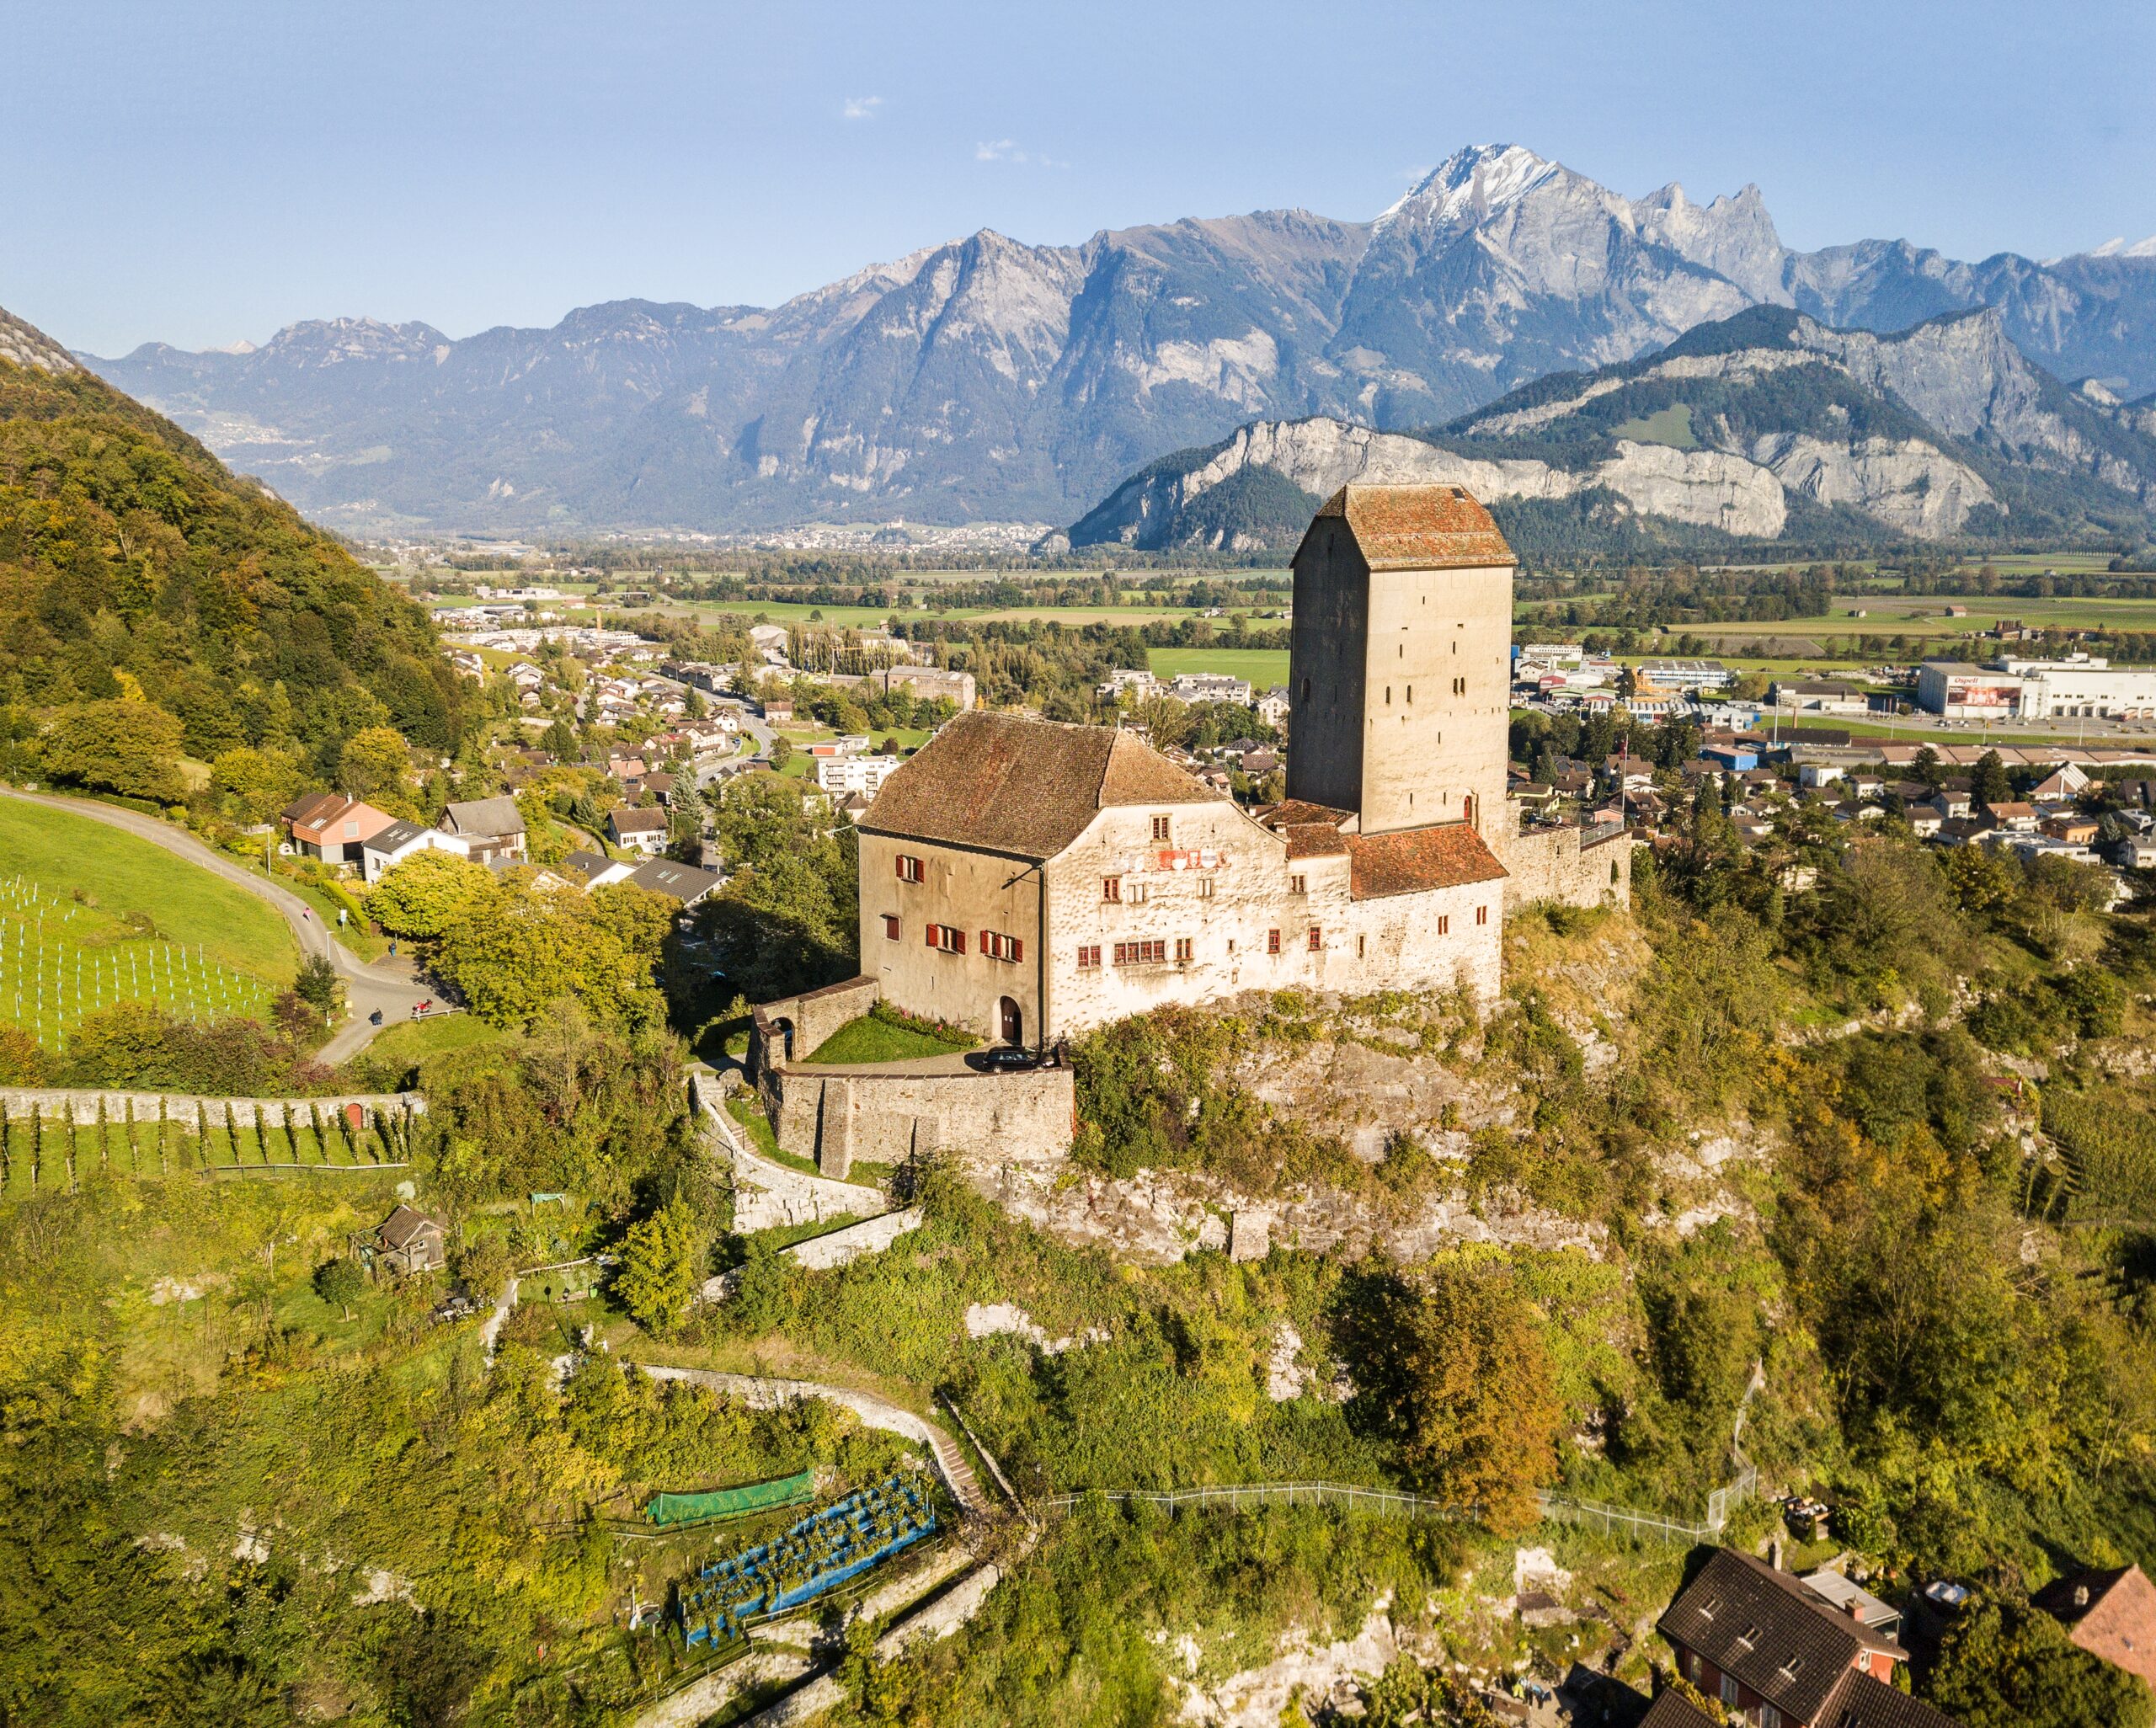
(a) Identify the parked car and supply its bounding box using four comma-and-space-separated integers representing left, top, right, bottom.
967, 1046, 1042, 1073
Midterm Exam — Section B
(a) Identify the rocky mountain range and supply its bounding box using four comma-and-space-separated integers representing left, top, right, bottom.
1068, 306, 2156, 555
79, 143, 2156, 537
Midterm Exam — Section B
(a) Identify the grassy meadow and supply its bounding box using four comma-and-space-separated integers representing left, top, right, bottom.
0, 802, 299, 1050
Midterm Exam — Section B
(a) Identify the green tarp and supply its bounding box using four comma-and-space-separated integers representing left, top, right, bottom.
644, 1471, 816, 1528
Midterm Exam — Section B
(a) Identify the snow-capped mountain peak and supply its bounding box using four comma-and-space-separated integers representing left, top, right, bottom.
1374, 143, 1564, 237
2091, 234, 2156, 259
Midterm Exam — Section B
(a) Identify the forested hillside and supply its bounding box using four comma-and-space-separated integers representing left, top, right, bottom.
0, 309, 467, 798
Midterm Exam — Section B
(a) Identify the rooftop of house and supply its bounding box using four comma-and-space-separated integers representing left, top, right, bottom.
620, 859, 722, 903
860, 711, 1222, 862
1639, 1694, 1716, 1728
1659, 1549, 1908, 1724
366, 819, 435, 851
1296, 483, 1514, 573
377, 1204, 442, 1251
440, 796, 526, 838
560, 850, 616, 883
2032, 1563, 2156, 1686
1345, 823, 1509, 899
609, 808, 670, 833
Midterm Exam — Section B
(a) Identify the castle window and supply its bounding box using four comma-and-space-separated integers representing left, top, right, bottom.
1385, 685, 1391, 705
896, 854, 926, 883
1151, 815, 1171, 842
1476, 904, 1489, 926
1299, 678, 1310, 701
926, 923, 966, 954
1077, 944, 1101, 969
1307, 926, 1322, 952
1126, 880, 1150, 904
1113, 939, 1167, 965
1289, 873, 1306, 895
1398, 643, 1404, 659
1406, 685, 1412, 703
1357, 933, 1366, 957
882, 914, 900, 941
979, 931, 1024, 963
1267, 928, 1281, 955
1438, 914, 1449, 935
1102, 877, 1121, 903
1196, 877, 1215, 899
1174, 937, 1193, 962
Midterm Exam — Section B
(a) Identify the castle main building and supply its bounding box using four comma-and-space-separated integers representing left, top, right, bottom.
854, 484, 1623, 1047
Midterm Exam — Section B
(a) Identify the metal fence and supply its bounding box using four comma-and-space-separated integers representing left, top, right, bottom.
1037, 1476, 1757, 1545
1037, 1482, 1474, 1520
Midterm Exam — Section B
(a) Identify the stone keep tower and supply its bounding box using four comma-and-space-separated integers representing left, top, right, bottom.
1284, 484, 1515, 837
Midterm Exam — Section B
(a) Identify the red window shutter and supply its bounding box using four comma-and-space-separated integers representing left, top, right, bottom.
979, 929, 991, 954
954, 928, 967, 954
1011, 938, 1023, 963
925, 922, 938, 947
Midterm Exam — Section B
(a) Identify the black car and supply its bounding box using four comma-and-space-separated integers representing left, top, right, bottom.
967, 1045, 1043, 1073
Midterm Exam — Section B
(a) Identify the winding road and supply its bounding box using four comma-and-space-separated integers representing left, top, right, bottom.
0, 787, 434, 1062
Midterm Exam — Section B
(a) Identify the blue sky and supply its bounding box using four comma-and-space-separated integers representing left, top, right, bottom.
11, 0, 2154, 354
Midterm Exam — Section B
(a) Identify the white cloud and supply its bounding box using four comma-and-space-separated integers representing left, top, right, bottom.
975, 139, 1064, 168
843, 95, 883, 120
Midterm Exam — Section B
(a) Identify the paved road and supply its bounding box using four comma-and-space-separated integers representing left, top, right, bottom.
0, 787, 434, 1062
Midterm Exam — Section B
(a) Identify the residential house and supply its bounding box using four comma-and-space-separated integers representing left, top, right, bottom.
368, 1205, 446, 1276
360, 819, 472, 884
608, 807, 670, 854
1988, 801, 2041, 833
561, 849, 634, 889
282, 793, 398, 866
761, 697, 795, 724
617, 858, 722, 908
1659, 1549, 1961, 1727
2029, 762, 2092, 801
608, 755, 649, 792
1930, 790, 1974, 819
439, 796, 528, 863
643, 771, 677, 804
1903, 806, 1945, 838
2035, 1563, 2156, 1692
1257, 686, 1292, 728
816, 755, 901, 798
1935, 817, 1992, 847
2041, 813, 2100, 845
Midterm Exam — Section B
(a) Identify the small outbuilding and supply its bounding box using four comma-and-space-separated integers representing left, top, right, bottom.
368, 1204, 447, 1276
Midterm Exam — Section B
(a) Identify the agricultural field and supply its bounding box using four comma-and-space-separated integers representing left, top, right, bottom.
1146, 647, 1291, 687
0, 802, 298, 1051
1683, 592, 2156, 643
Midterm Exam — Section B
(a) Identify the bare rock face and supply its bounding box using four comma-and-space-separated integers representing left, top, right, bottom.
1752, 432, 1995, 535
0, 307, 80, 375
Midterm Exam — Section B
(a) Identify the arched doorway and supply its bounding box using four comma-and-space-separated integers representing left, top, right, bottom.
1462, 793, 1476, 830
997, 996, 1022, 1047
772, 1018, 795, 1062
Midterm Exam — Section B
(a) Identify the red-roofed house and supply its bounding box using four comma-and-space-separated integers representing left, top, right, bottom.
281, 792, 398, 865
2034, 1564, 2156, 1690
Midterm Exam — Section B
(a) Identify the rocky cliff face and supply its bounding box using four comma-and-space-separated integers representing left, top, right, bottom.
0, 307, 78, 375
82, 143, 2156, 533
1073, 301, 2156, 550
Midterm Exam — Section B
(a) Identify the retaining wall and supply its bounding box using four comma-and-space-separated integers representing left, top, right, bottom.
759, 1064, 1073, 1181
0, 1089, 424, 1130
